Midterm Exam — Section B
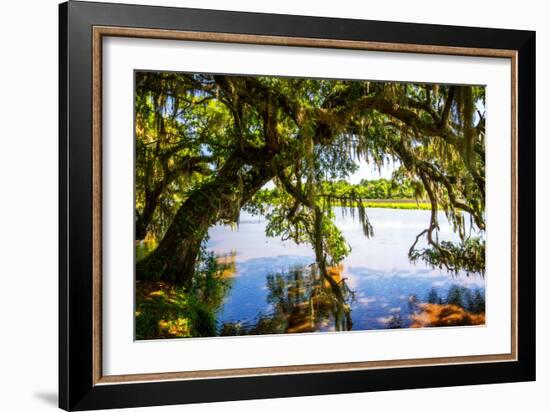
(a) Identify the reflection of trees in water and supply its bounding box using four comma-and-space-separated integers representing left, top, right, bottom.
219, 265, 354, 336
213, 253, 486, 335
385, 284, 485, 329
424, 285, 485, 314
386, 313, 404, 329
193, 251, 236, 309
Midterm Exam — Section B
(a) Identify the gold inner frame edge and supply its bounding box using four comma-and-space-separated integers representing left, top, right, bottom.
91, 25, 518, 385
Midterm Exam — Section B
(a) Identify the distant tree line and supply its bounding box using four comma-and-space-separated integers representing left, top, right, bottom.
134, 72, 487, 292
250, 178, 422, 207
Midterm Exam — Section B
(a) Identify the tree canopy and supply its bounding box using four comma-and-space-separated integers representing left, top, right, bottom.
134, 72, 486, 297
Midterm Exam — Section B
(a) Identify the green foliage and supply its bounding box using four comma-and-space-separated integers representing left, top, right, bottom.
135, 282, 193, 339
135, 251, 231, 339
191, 249, 232, 310
360, 201, 431, 210
135, 72, 487, 285
410, 236, 485, 275
247, 178, 432, 211
135, 239, 157, 262
320, 212, 351, 264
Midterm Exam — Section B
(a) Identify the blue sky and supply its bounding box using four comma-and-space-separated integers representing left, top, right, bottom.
348, 158, 397, 183
263, 158, 397, 189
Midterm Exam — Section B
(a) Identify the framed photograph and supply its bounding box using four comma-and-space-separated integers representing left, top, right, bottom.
59, 1, 535, 410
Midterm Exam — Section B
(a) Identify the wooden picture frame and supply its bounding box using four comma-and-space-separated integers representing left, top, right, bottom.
59, 1, 535, 410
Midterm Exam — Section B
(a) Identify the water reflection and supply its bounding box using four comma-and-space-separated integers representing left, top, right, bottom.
215, 259, 485, 334
219, 264, 353, 336
207, 208, 485, 335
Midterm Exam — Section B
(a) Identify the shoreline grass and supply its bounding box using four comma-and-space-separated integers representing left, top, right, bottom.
361, 201, 431, 210
328, 200, 432, 210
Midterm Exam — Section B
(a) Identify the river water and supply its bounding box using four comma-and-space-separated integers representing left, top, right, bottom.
206, 207, 485, 335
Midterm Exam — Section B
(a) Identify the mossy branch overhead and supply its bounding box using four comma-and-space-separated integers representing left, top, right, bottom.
135, 72, 486, 287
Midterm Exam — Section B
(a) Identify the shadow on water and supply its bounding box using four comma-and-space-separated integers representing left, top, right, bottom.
214, 256, 486, 335
219, 264, 353, 336
407, 285, 485, 328
136, 208, 486, 338
205, 208, 486, 336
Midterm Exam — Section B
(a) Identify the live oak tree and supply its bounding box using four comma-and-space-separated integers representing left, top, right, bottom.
135, 72, 486, 302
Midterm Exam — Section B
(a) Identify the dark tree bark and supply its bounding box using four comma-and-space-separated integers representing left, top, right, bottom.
136, 147, 281, 287
136, 156, 213, 241
135, 186, 164, 240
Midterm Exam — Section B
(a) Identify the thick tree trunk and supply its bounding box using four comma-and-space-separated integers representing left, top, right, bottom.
135, 199, 158, 240
136, 148, 280, 287
136, 197, 212, 287
136, 156, 214, 240
135, 217, 148, 241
